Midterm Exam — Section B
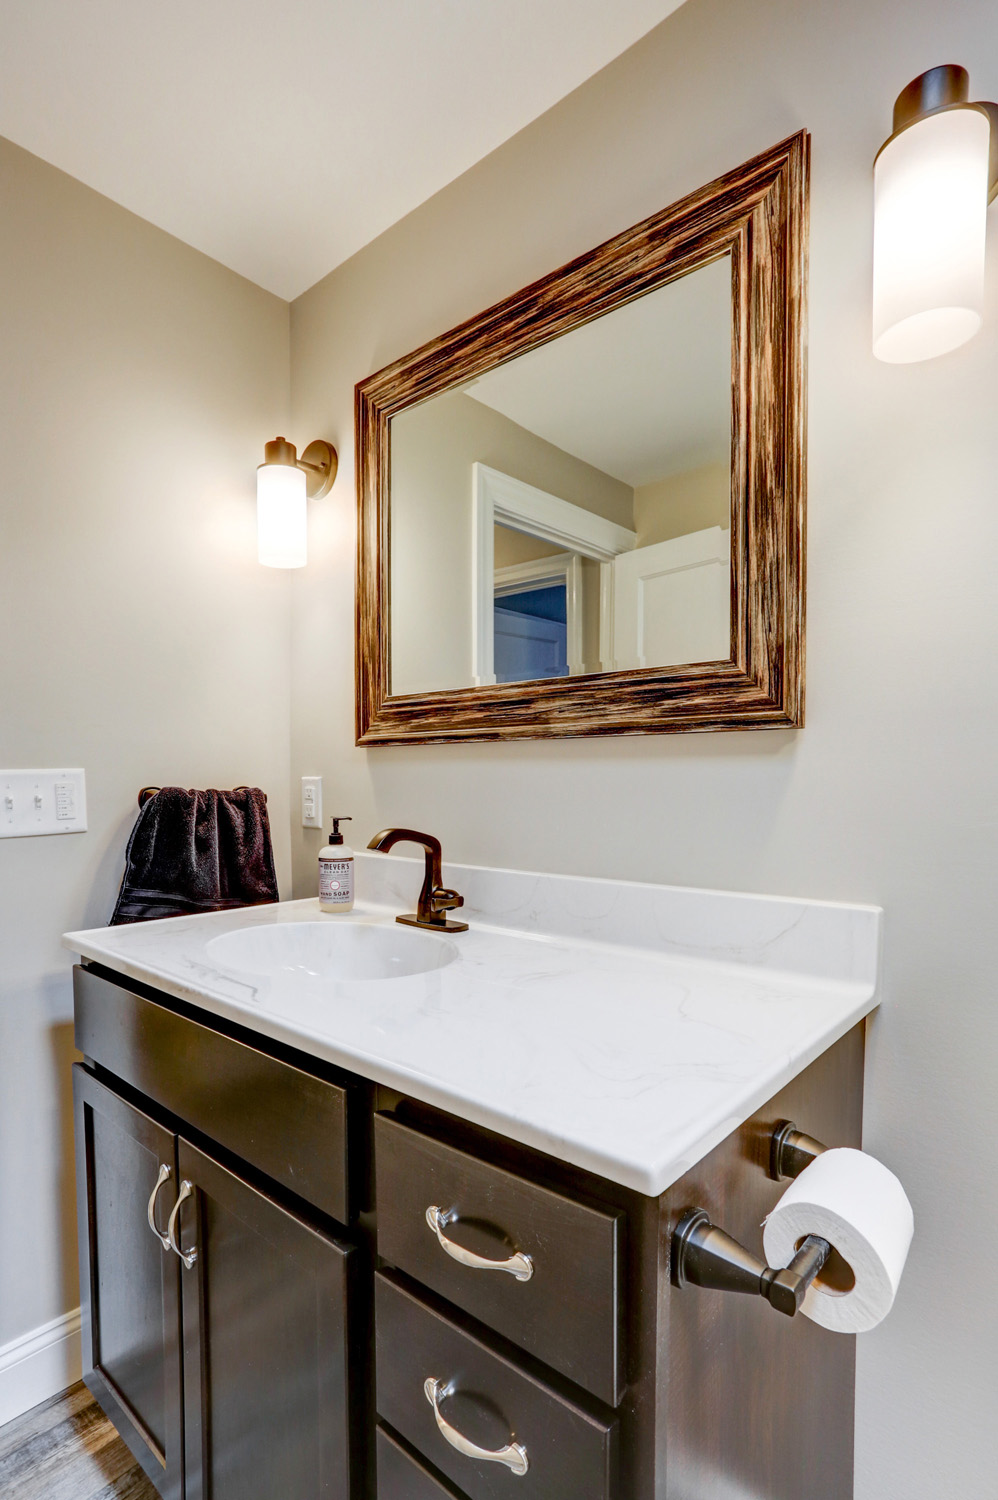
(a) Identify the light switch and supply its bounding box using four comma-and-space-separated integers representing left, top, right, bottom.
55, 781, 77, 819
0, 769, 87, 838
301, 775, 323, 829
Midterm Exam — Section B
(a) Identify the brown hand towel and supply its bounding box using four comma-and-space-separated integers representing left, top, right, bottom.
110, 786, 279, 925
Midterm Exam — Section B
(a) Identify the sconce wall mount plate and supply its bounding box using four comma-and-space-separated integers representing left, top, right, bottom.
299, 439, 338, 499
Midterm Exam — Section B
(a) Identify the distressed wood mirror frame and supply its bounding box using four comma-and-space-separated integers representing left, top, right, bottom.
356, 131, 808, 745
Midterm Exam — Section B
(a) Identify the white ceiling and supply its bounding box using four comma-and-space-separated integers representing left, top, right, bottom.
466, 256, 732, 488
0, 0, 688, 300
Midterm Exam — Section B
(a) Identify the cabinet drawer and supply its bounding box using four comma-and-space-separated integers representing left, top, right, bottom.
375, 1114, 623, 1404
375, 1274, 616, 1500
377, 1427, 466, 1500
74, 965, 351, 1223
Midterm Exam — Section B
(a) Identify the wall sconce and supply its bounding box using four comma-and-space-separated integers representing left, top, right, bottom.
873, 65, 997, 363
257, 436, 337, 568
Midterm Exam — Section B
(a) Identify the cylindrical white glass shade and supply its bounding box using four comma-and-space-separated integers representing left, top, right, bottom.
257, 462, 307, 568
873, 107, 990, 363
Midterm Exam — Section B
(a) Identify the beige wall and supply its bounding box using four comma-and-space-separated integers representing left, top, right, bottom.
290, 2, 998, 1493
634, 460, 729, 545
389, 389, 631, 693
0, 138, 292, 1348
493, 526, 564, 568
2, 1, 985, 1487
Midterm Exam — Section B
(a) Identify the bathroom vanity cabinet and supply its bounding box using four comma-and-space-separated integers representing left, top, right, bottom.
72, 959, 864, 1500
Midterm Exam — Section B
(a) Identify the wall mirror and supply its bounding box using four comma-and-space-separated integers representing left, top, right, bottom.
357, 132, 808, 744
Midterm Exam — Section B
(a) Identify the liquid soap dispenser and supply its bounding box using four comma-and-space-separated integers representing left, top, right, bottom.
319, 817, 354, 913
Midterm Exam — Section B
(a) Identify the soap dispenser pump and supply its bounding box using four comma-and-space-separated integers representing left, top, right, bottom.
318, 816, 354, 913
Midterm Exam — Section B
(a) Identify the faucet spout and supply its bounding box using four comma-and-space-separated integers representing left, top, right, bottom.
366, 828, 468, 933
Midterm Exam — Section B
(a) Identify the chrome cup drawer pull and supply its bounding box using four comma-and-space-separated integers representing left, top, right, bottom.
425, 1206, 533, 1282
166, 1179, 198, 1270
423, 1377, 529, 1477
146, 1163, 173, 1250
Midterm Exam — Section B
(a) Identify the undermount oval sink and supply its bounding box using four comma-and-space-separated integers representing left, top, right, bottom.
206, 920, 456, 982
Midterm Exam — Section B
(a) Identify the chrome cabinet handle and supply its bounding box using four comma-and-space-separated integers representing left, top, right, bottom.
146, 1163, 173, 1251
425, 1206, 533, 1282
166, 1180, 197, 1269
423, 1377, 529, 1477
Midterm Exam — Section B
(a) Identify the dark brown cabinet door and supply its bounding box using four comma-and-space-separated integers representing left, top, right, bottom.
73, 1064, 184, 1500
175, 1138, 354, 1500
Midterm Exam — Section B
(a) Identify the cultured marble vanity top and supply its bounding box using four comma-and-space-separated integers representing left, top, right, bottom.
63, 852, 881, 1196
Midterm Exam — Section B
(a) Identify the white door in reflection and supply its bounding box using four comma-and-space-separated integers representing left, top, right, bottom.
612, 526, 730, 669
493, 584, 568, 682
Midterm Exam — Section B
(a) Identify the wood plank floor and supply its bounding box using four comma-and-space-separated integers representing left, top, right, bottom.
0, 1383, 158, 1500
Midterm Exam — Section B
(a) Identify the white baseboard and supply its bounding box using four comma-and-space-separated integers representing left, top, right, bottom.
0, 1308, 82, 1430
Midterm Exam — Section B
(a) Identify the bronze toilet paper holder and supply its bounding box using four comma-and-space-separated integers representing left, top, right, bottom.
671, 1121, 835, 1318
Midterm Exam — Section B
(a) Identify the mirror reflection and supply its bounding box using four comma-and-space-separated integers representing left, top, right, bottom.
389, 255, 733, 697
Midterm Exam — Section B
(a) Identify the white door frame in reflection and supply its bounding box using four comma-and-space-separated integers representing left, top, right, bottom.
471, 463, 636, 686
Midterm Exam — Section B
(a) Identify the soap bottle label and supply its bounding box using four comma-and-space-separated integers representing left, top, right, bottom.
320, 859, 353, 906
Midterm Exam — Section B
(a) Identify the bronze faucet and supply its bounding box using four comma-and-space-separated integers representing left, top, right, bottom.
366, 828, 468, 932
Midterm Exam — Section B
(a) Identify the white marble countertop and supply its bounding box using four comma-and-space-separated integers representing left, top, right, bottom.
63, 853, 881, 1196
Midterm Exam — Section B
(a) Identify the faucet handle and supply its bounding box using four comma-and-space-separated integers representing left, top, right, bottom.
430, 887, 464, 915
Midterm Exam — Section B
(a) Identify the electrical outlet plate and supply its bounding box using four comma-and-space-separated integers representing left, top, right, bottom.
301, 775, 323, 829
1, 769, 87, 838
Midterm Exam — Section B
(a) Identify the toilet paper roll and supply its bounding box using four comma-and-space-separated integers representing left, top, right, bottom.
762, 1147, 914, 1334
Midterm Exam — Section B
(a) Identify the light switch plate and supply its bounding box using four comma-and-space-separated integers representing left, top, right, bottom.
1, 769, 88, 838
301, 775, 323, 829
